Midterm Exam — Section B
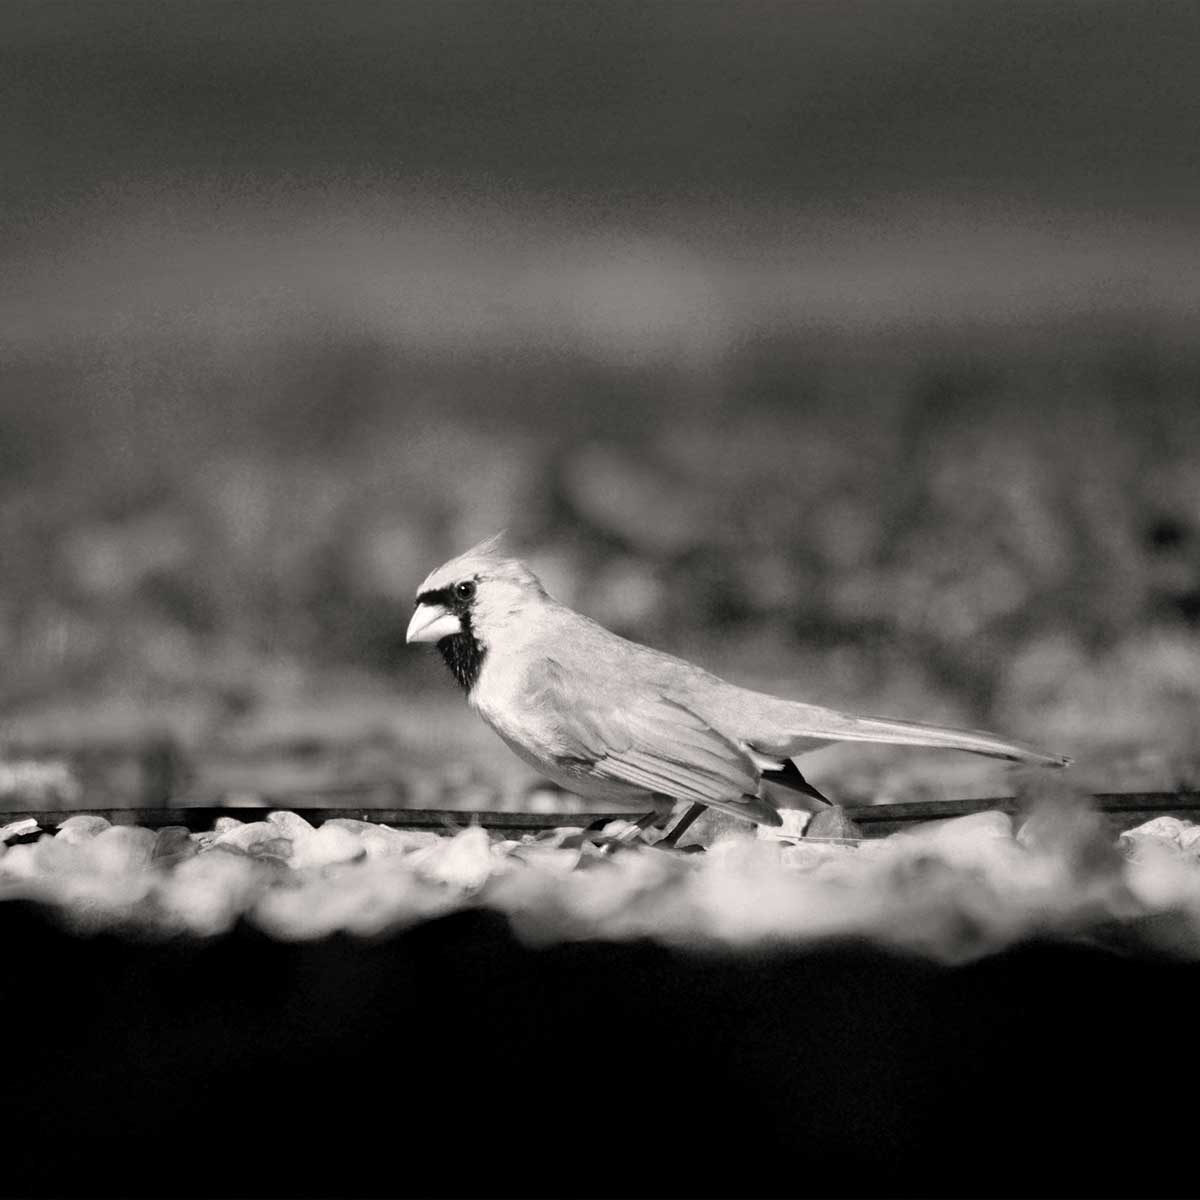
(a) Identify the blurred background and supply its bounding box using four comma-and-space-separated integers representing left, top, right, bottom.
2, 0, 1199, 813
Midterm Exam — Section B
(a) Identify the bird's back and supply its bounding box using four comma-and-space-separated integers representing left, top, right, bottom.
476, 600, 814, 757
481, 597, 1063, 769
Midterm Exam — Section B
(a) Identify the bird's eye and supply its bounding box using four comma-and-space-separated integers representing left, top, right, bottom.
454, 580, 477, 601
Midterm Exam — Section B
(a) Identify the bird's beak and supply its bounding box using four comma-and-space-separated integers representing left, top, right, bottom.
406, 602, 462, 644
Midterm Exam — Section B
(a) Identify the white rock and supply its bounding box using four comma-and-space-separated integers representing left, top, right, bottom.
88, 826, 157, 874
898, 810, 1014, 850
1121, 816, 1188, 847
0, 842, 37, 879
409, 825, 493, 891
508, 845, 581, 877
163, 851, 262, 935
321, 819, 437, 859
55, 814, 112, 844
1179, 824, 1200, 853
291, 823, 367, 868
266, 810, 316, 841
33, 834, 85, 875
0, 818, 39, 843
213, 821, 288, 854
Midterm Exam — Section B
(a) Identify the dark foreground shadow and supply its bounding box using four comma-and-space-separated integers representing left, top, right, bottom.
0, 901, 1190, 1199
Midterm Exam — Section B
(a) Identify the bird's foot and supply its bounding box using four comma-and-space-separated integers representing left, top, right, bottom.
542, 812, 661, 855
595, 811, 662, 855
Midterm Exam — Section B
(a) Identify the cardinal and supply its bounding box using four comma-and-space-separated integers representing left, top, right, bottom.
407, 535, 1068, 844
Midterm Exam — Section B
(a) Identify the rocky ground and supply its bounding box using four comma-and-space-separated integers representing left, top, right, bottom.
5, 793, 1200, 960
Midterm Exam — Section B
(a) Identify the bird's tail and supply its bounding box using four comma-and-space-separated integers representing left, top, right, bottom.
766, 702, 1070, 768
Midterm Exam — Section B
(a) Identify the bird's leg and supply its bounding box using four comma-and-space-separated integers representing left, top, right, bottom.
594, 798, 683, 854
601, 809, 663, 851
655, 801, 706, 849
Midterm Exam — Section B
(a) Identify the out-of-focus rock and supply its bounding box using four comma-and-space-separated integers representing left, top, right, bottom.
1178, 824, 1200, 855
408, 824, 493, 890
33, 834, 83, 875
1, 818, 40, 843
1120, 816, 1189, 857
1016, 801, 1124, 881
321, 818, 437, 858
291, 822, 366, 868
247, 837, 293, 863
207, 843, 251, 859
805, 806, 863, 842
161, 850, 263, 936
252, 861, 452, 941
890, 810, 1017, 871
1123, 840, 1200, 911
508, 844, 581, 876
34, 825, 157, 876
781, 841, 859, 873
0, 842, 37, 879
212, 821, 285, 854
675, 807, 757, 849
55, 815, 112, 844
89, 826, 157, 874
266, 810, 316, 841
152, 826, 199, 868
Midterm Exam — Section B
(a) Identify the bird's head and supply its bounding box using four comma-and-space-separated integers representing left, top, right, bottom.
406, 532, 547, 690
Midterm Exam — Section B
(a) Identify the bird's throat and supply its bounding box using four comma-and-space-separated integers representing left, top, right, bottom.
436, 631, 486, 692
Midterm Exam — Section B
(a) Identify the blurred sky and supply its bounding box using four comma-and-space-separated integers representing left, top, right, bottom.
5, 0, 1200, 357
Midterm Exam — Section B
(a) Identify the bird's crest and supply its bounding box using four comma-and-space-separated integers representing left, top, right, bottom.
461, 530, 507, 559
417, 530, 541, 596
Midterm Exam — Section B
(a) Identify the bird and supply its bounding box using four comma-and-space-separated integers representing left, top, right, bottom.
406, 534, 1069, 843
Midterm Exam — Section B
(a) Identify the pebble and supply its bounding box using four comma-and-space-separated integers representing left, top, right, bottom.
32, 834, 86, 875
0, 842, 37, 879
266, 810, 316, 841
0, 818, 39, 843
408, 824, 493, 891
54, 815, 112, 844
290, 823, 366, 868
805, 806, 863, 842
321, 818, 438, 858
212, 822, 288, 854
508, 844, 581, 876
152, 826, 200, 868
248, 837, 294, 863
1179, 825, 1200, 854
1121, 816, 1189, 848
88, 826, 157, 875
162, 850, 261, 935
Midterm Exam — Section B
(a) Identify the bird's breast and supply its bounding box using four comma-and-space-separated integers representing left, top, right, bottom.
469, 651, 585, 770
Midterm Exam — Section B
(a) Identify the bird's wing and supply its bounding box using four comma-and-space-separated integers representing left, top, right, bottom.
526, 658, 779, 823
753, 700, 1071, 767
